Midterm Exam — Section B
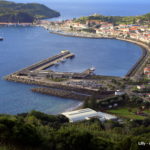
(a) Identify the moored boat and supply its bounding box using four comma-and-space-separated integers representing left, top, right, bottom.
0, 37, 3, 41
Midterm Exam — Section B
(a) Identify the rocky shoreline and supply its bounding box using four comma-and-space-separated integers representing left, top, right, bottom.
31, 87, 91, 101
5, 74, 114, 102
4, 75, 99, 95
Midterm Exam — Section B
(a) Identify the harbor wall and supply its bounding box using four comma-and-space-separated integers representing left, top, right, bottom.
4, 75, 99, 95
5, 75, 114, 99
31, 87, 90, 101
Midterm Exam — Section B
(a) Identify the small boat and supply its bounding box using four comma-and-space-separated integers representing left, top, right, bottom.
0, 37, 3, 41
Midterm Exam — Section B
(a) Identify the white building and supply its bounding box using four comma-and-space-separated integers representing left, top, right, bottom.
62, 108, 117, 123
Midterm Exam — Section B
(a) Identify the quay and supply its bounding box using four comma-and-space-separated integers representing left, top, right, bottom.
36, 53, 75, 71
16, 50, 75, 75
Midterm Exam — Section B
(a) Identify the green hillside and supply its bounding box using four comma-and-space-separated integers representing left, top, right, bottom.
75, 13, 150, 25
0, 110, 150, 150
0, 0, 60, 23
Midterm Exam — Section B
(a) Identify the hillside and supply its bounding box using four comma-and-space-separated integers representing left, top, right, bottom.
75, 13, 150, 25
0, 0, 60, 23
0, 111, 150, 150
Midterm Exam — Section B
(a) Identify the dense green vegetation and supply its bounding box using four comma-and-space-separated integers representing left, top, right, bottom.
0, 0, 60, 23
75, 13, 150, 25
0, 110, 150, 150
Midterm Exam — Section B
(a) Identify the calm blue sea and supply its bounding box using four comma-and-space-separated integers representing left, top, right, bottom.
0, 0, 147, 114
10, 0, 150, 20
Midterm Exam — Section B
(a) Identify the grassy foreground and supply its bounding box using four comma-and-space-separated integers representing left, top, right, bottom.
107, 107, 150, 120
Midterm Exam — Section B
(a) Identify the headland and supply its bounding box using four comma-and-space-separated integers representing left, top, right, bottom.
0, 0, 60, 23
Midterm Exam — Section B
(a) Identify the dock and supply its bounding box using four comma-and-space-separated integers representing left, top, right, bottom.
6, 50, 96, 80
36, 53, 74, 70
16, 50, 75, 75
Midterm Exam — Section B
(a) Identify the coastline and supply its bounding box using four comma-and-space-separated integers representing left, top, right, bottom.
63, 102, 84, 112
116, 38, 149, 77
43, 28, 149, 78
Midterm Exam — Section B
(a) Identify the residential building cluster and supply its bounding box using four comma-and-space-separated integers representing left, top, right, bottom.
144, 65, 150, 78
40, 19, 150, 45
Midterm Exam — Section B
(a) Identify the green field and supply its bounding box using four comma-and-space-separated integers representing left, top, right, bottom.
107, 108, 150, 120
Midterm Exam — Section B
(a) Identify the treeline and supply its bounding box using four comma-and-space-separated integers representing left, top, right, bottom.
75, 13, 150, 25
0, 0, 60, 23
0, 110, 150, 150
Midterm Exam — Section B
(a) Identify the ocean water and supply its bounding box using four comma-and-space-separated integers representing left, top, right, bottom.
10, 0, 150, 20
0, 0, 146, 114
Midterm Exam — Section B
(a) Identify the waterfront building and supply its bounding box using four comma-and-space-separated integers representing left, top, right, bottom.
144, 66, 150, 75
62, 108, 117, 123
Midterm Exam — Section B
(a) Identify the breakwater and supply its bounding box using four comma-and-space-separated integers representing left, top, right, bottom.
15, 50, 74, 75
32, 87, 114, 100
31, 87, 91, 101
4, 75, 99, 95
5, 74, 114, 99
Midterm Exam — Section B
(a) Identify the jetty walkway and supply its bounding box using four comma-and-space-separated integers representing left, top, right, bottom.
15, 50, 74, 75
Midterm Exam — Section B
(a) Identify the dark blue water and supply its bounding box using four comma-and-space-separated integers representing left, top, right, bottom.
0, 0, 146, 114
10, 0, 150, 20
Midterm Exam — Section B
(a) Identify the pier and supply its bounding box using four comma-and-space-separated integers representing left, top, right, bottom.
36, 53, 74, 71
11, 50, 95, 80
5, 50, 97, 85
16, 50, 75, 75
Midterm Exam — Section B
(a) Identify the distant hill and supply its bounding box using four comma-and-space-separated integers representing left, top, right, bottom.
0, 0, 60, 23
75, 13, 150, 25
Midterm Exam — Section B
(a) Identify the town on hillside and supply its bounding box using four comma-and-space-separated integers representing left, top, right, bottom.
37, 13, 150, 45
